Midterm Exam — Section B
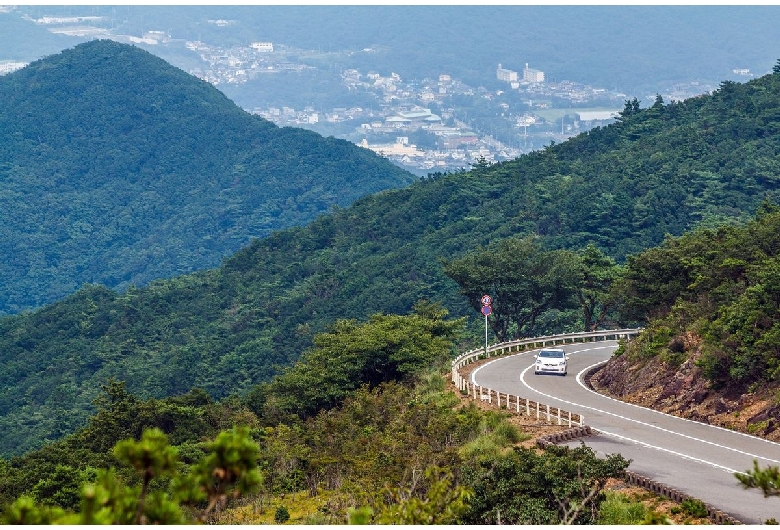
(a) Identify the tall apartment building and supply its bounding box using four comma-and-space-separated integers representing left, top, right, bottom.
496, 63, 518, 83
523, 63, 545, 83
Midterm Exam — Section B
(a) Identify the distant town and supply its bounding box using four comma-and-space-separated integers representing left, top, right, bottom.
3, 13, 739, 174
182, 42, 727, 174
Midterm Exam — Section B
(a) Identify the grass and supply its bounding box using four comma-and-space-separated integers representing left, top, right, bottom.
214, 490, 336, 525
597, 491, 647, 524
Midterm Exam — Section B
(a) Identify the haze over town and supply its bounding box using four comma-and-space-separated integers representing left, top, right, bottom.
0, 5, 775, 173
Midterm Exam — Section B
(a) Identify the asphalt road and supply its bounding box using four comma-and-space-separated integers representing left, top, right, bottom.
470, 340, 780, 524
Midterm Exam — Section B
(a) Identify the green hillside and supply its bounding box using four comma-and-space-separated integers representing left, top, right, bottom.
614, 202, 780, 394
0, 39, 415, 315
3, 68, 780, 456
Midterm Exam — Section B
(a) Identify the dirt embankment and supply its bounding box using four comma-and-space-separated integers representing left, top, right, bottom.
591, 344, 780, 443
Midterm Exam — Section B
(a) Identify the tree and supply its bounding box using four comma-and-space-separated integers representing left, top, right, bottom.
113, 428, 178, 524
442, 237, 580, 341
461, 443, 630, 525
470, 155, 493, 172
616, 97, 641, 121
737, 460, 780, 498
373, 466, 472, 524
576, 244, 621, 331
258, 300, 464, 420
613, 237, 693, 323
2, 426, 261, 525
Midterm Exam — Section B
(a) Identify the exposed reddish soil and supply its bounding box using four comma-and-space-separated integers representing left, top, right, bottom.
590, 337, 780, 443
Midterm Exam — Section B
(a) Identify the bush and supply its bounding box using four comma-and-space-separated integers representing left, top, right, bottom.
597, 491, 646, 524
671, 497, 709, 518
679, 497, 708, 518
274, 505, 290, 524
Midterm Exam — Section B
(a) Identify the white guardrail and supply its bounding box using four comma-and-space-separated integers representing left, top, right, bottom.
451, 329, 643, 427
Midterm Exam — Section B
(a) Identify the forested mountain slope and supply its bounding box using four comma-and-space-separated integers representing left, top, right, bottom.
0, 39, 415, 314
3, 69, 780, 456
595, 203, 780, 439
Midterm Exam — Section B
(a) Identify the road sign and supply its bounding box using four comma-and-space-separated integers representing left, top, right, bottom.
481, 305, 492, 316
481, 294, 492, 306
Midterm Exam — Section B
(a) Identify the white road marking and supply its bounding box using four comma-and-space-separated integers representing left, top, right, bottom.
586, 429, 741, 475
574, 357, 780, 451
471, 344, 780, 472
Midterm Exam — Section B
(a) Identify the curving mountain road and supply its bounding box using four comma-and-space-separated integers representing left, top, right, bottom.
471, 341, 780, 524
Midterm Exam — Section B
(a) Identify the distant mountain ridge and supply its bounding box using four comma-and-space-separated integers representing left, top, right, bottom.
0, 39, 415, 314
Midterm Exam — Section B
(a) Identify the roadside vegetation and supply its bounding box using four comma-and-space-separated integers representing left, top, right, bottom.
0, 306, 634, 524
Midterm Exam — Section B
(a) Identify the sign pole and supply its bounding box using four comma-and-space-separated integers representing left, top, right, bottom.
480, 294, 492, 358
485, 313, 488, 357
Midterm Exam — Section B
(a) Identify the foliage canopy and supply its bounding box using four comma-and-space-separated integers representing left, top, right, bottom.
4, 65, 780, 454
617, 204, 780, 392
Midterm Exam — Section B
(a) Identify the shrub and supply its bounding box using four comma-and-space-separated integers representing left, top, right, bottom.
597, 491, 646, 524
274, 506, 290, 524
673, 497, 708, 518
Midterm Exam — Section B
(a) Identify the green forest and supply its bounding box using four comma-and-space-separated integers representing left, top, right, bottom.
4, 62, 780, 457
0, 39, 415, 314
2, 47, 780, 523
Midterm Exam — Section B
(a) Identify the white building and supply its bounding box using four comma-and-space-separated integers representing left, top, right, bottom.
496, 63, 518, 83
142, 30, 168, 43
251, 42, 274, 52
523, 63, 545, 83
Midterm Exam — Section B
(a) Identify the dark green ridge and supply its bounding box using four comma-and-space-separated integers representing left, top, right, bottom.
0, 39, 415, 315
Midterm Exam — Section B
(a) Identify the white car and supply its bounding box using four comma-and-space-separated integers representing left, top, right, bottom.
534, 348, 568, 376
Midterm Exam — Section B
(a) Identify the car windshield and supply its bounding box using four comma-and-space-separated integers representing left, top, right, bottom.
539, 350, 564, 358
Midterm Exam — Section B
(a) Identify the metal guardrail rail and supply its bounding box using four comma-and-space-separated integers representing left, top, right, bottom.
450, 329, 643, 427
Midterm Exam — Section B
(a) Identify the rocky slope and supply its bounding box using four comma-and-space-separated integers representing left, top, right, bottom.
591, 334, 780, 443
